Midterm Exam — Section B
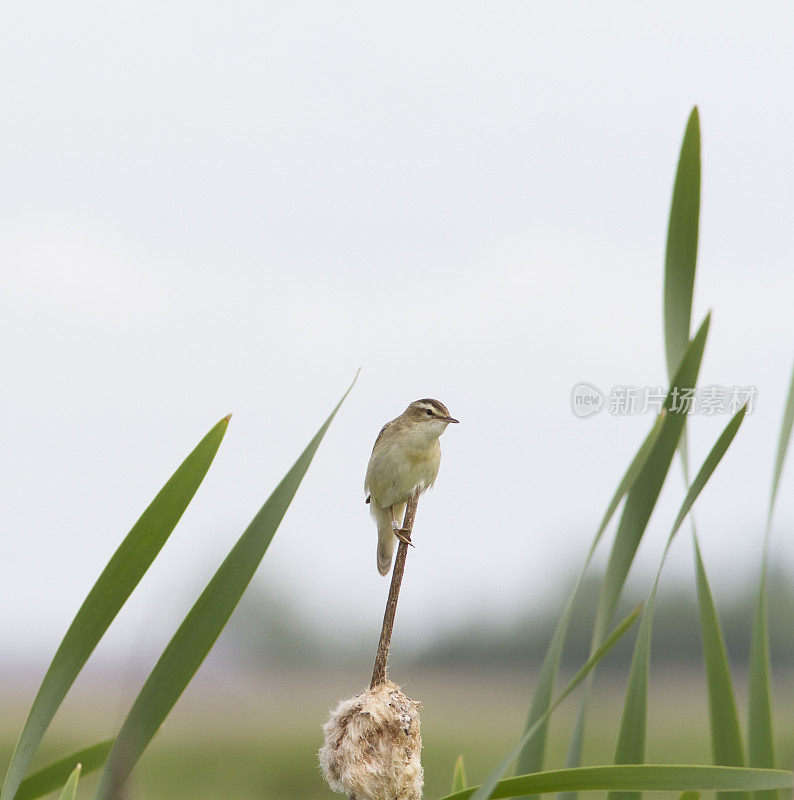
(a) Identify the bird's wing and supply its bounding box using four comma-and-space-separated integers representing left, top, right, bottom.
372, 421, 392, 450
365, 421, 394, 502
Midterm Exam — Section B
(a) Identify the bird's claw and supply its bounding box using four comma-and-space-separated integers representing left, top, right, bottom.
394, 528, 414, 547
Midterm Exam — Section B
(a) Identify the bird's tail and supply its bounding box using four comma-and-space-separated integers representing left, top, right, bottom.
373, 502, 405, 576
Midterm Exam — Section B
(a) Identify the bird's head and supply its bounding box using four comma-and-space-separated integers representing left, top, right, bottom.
403, 398, 459, 436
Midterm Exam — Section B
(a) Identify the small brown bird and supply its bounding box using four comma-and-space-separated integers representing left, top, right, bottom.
364, 399, 459, 575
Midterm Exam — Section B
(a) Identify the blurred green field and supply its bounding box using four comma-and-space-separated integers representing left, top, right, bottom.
3, 667, 792, 800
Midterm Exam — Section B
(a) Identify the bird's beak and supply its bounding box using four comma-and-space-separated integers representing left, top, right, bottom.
442, 416, 460, 424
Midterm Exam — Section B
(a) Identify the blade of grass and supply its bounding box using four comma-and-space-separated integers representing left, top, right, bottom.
55, 766, 80, 800
469, 604, 643, 800
596, 314, 709, 639
765, 362, 794, 525
452, 756, 468, 794
748, 585, 775, 800
665, 106, 701, 474
665, 105, 701, 383
659, 102, 748, 800
609, 584, 655, 788
560, 313, 710, 791
516, 413, 666, 788
14, 741, 111, 800
1, 416, 231, 800
748, 361, 794, 800
93, 376, 357, 800
608, 408, 746, 800
694, 536, 747, 800
437, 765, 793, 800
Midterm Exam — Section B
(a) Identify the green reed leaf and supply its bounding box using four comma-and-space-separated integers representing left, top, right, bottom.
452, 756, 468, 794
55, 766, 80, 800
516, 414, 665, 792
665, 105, 701, 475
437, 765, 792, 800
92, 377, 356, 800
665, 105, 700, 384
748, 361, 794, 800
14, 741, 111, 800
765, 362, 794, 526
608, 408, 746, 800
748, 586, 775, 800
469, 605, 643, 800
1, 417, 231, 800
694, 537, 747, 800
560, 313, 710, 792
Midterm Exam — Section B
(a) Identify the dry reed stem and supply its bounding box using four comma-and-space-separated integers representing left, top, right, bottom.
370, 490, 419, 688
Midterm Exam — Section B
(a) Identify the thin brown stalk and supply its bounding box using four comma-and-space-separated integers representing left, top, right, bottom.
370, 491, 420, 688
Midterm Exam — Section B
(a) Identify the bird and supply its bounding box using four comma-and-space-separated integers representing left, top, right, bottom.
364, 398, 459, 575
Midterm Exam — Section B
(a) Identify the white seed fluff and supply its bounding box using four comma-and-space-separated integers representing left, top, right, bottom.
319, 681, 423, 800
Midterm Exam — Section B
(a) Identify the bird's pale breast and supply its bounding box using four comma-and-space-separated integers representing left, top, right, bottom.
365, 434, 441, 509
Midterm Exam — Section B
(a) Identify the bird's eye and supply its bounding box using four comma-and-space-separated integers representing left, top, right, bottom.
426, 409, 433, 416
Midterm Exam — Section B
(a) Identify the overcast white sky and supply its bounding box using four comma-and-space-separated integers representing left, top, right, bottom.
1, 2, 793, 666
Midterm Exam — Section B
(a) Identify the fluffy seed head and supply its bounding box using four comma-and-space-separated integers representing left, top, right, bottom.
319, 681, 423, 800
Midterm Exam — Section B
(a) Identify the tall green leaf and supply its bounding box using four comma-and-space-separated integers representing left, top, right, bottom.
452, 756, 468, 794
560, 313, 710, 789
664, 106, 700, 480
1, 417, 231, 800
659, 102, 748, 800
664, 105, 700, 385
694, 538, 747, 800
609, 585, 655, 779
748, 361, 794, 800
516, 414, 665, 789
436, 765, 792, 800
93, 378, 356, 800
748, 586, 775, 800
608, 408, 746, 800
15, 742, 111, 800
596, 314, 709, 637
765, 362, 794, 526
55, 766, 80, 800
469, 605, 643, 800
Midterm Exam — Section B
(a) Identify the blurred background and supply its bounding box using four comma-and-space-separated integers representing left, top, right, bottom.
1, 2, 793, 798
